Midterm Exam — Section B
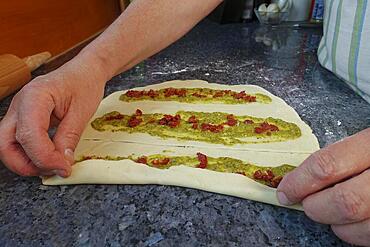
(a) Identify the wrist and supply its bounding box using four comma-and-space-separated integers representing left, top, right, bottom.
62, 47, 113, 89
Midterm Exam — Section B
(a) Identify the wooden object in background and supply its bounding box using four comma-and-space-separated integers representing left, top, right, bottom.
0, 52, 51, 100
0, 1, 122, 59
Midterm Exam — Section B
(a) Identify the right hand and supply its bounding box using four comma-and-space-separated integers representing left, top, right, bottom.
0, 59, 107, 177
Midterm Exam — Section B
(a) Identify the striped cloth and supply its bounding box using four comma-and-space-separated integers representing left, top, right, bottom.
318, 0, 370, 102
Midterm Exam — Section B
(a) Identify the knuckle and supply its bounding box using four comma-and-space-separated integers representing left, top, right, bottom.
333, 185, 364, 222
15, 128, 34, 145
65, 130, 81, 143
308, 150, 337, 181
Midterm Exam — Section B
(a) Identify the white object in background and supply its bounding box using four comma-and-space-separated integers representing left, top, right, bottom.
267, 3, 280, 13
258, 3, 268, 15
287, 0, 311, 21
276, 0, 292, 12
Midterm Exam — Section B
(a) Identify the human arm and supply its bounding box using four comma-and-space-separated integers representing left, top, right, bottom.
0, 0, 223, 177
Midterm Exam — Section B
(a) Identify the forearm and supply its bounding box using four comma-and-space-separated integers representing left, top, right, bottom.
72, 0, 222, 81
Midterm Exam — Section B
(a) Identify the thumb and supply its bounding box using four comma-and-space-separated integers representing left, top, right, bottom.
53, 110, 90, 168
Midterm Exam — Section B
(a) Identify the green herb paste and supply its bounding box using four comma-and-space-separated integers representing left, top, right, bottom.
91, 111, 301, 145
79, 154, 295, 188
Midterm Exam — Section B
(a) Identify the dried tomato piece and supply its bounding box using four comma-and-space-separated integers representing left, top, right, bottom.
253, 169, 278, 187
146, 89, 159, 98
254, 122, 279, 134
135, 109, 143, 116
163, 88, 186, 97
128, 116, 142, 127
264, 169, 274, 180
225, 114, 238, 126
158, 114, 181, 128
192, 123, 198, 129
232, 91, 257, 102
164, 88, 176, 97
187, 116, 198, 124
254, 127, 264, 134
244, 95, 257, 102
104, 114, 125, 121
197, 152, 208, 169
232, 91, 246, 99
126, 90, 144, 98
244, 119, 254, 124
201, 123, 224, 133
177, 89, 187, 97
253, 170, 264, 179
270, 176, 283, 188
213, 91, 224, 98
152, 158, 170, 166
136, 156, 148, 164
191, 92, 206, 98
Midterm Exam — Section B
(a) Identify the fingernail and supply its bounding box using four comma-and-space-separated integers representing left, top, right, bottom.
64, 149, 75, 165
277, 191, 293, 206
52, 169, 67, 177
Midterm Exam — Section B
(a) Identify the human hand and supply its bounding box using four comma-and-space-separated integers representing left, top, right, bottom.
0, 57, 107, 177
277, 129, 370, 246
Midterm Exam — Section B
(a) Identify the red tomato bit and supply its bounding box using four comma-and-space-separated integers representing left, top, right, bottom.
191, 92, 206, 98
213, 91, 224, 98
197, 152, 208, 169
164, 88, 187, 97
244, 119, 254, 124
136, 156, 148, 164
128, 116, 142, 127
135, 109, 143, 116
158, 114, 181, 128
200, 123, 224, 133
152, 158, 170, 166
187, 116, 198, 124
225, 114, 238, 126
253, 169, 281, 188
104, 114, 125, 121
231, 91, 257, 102
254, 122, 279, 134
270, 176, 283, 188
146, 89, 159, 98
126, 90, 144, 98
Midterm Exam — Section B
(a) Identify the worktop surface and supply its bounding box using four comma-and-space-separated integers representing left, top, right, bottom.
1, 20, 369, 246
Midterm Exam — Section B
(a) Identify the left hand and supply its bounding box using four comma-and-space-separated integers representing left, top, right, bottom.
277, 128, 370, 246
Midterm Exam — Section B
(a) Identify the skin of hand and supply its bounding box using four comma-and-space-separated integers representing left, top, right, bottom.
0, 0, 222, 177
277, 128, 370, 246
0, 56, 108, 177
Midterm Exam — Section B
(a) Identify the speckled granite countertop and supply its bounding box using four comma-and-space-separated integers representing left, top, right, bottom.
1, 20, 370, 247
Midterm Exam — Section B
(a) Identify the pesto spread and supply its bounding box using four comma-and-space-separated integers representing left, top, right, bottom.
120, 87, 272, 104
79, 153, 295, 188
91, 110, 301, 145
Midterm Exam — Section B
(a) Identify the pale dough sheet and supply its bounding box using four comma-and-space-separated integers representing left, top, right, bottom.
43, 80, 320, 210
43, 141, 306, 210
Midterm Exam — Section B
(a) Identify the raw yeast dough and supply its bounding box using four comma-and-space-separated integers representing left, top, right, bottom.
43, 80, 320, 210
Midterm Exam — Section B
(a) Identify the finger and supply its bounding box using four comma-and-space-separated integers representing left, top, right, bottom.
331, 218, 370, 246
277, 128, 370, 205
302, 169, 370, 224
49, 114, 61, 128
16, 92, 71, 177
53, 106, 91, 166
0, 114, 43, 176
